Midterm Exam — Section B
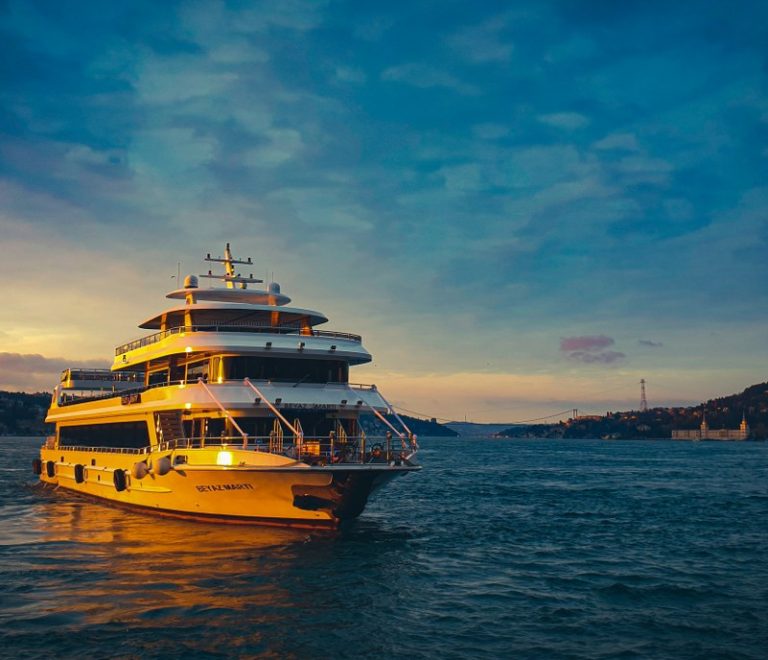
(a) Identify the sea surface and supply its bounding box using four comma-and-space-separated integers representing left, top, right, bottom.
1, 436, 767, 659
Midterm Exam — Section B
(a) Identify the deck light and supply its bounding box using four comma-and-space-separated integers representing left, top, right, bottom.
298, 342, 305, 351
254, 397, 261, 404
329, 345, 336, 352
340, 399, 347, 406
356, 400, 363, 406
185, 346, 193, 353
265, 341, 272, 349
184, 402, 192, 409
274, 397, 282, 405
216, 451, 233, 466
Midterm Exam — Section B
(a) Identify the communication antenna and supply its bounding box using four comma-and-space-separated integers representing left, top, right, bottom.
200, 242, 262, 290
640, 379, 648, 412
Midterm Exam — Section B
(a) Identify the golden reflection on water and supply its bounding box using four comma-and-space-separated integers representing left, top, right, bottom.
24, 489, 316, 629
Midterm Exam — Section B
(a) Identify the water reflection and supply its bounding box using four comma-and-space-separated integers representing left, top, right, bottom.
2, 489, 316, 634
3, 485, 417, 658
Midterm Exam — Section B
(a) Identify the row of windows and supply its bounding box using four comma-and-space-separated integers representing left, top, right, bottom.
148, 357, 349, 385
187, 414, 358, 439
227, 357, 349, 383
59, 422, 150, 448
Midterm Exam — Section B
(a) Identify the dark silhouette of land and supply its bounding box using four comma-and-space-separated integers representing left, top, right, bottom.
498, 381, 768, 440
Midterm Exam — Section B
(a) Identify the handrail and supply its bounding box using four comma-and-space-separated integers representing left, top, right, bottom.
155, 434, 413, 465
115, 324, 362, 356
197, 378, 249, 447
49, 434, 416, 466
243, 378, 301, 436
50, 445, 149, 455
56, 378, 374, 407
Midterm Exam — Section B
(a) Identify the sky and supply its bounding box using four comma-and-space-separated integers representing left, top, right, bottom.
1, 0, 767, 422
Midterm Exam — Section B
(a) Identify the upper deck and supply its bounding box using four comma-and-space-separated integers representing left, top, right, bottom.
110, 244, 373, 370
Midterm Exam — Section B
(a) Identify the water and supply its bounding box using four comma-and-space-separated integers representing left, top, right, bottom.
1, 436, 767, 659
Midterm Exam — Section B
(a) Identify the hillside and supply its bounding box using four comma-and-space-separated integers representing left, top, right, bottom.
498, 381, 768, 440
359, 413, 458, 437
0, 391, 53, 436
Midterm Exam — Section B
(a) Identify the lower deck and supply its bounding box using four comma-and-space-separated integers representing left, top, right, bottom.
37, 438, 419, 528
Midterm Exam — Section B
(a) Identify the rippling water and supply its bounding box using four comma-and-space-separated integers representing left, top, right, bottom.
1, 436, 767, 659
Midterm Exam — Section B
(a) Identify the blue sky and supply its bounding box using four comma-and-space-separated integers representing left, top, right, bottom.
1, 0, 767, 421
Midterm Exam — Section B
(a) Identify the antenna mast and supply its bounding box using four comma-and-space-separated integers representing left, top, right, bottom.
640, 379, 648, 412
200, 242, 262, 290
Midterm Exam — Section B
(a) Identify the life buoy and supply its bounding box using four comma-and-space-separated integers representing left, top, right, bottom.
74, 464, 85, 484
32, 458, 42, 475
113, 469, 127, 492
45, 461, 55, 478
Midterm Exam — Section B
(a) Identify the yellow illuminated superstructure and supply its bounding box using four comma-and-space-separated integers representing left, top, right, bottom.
37, 243, 419, 528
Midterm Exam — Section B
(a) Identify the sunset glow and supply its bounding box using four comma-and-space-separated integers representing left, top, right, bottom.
1, 2, 766, 421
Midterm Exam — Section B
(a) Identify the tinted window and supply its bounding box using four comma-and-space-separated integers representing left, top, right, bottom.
60, 422, 150, 448
227, 357, 348, 383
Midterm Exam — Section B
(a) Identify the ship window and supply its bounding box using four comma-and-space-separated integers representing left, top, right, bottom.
148, 370, 169, 386
226, 357, 348, 383
187, 360, 209, 381
59, 421, 150, 449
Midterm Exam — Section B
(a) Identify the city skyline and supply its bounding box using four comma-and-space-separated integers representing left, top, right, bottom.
1, 1, 767, 421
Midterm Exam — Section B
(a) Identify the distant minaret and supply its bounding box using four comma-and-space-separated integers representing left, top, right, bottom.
700, 409, 709, 440
739, 411, 749, 441
640, 379, 648, 412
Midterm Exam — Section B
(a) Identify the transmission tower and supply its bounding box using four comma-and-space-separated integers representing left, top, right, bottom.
640, 379, 648, 412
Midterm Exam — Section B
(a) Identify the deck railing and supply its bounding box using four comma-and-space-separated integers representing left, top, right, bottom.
45, 435, 414, 465
56, 379, 377, 407
115, 324, 362, 356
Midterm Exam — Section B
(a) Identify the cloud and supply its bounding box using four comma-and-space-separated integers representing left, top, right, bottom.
335, 66, 366, 84
560, 335, 614, 352
537, 112, 589, 130
593, 133, 640, 152
560, 336, 625, 366
566, 350, 626, 365
381, 63, 476, 95
472, 123, 509, 140
448, 14, 514, 63
638, 339, 663, 348
0, 353, 110, 392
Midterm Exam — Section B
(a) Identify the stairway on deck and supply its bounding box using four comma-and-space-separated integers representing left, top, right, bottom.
156, 412, 184, 444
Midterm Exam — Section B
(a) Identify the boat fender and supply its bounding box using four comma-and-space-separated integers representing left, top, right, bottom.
131, 461, 149, 479
113, 469, 127, 492
74, 464, 85, 484
46, 461, 55, 478
32, 458, 42, 475
151, 456, 172, 476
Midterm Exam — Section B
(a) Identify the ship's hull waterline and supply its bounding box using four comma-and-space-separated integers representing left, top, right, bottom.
38, 446, 417, 529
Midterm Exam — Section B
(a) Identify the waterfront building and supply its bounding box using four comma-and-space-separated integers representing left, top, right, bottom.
671, 411, 750, 441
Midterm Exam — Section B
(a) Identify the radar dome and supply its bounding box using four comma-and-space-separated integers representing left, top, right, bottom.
184, 275, 199, 289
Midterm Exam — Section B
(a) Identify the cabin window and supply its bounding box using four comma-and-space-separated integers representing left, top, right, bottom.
226, 357, 348, 383
59, 421, 150, 449
186, 360, 209, 382
148, 369, 169, 386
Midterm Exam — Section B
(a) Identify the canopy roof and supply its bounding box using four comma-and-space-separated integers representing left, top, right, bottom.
139, 302, 329, 330
166, 287, 291, 305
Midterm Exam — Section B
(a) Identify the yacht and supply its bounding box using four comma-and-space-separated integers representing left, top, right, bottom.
35, 244, 420, 528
